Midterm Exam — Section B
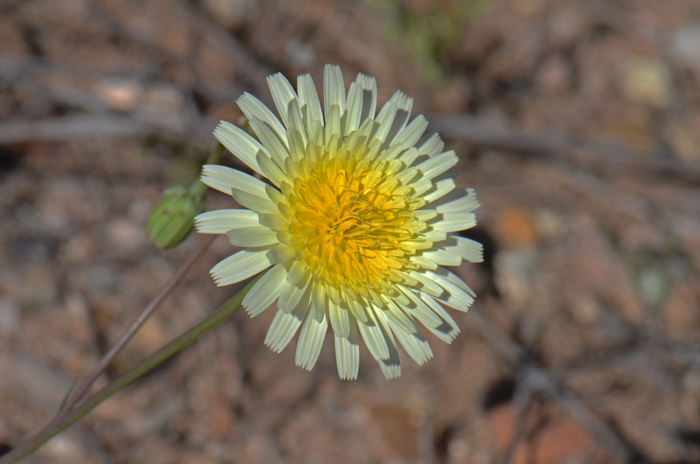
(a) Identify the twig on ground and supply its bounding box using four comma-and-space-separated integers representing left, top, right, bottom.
430, 114, 700, 185
500, 394, 536, 464
0, 272, 263, 464
468, 306, 644, 464
0, 111, 214, 146
177, 0, 273, 98
53, 235, 215, 424
0, 115, 145, 144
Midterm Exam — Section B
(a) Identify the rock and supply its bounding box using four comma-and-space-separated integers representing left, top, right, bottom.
621, 57, 673, 108
663, 278, 700, 341
453, 17, 501, 67
668, 124, 700, 162
202, 0, 259, 30
432, 78, 472, 113
40, 435, 82, 463
533, 414, 592, 464
484, 29, 543, 82
637, 266, 671, 309
673, 23, 700, 76
495, 248, 539, 311
490, 403, 593, 464
369, 404, 422, 460
107, 218, 147, 253
0, 298, 19, 333
547, 6, 589, 49
98, 79, 141, 111
535, 54, 573, 96
20, 267, 57, 308
286, 38, 317, 71
495, 208, 539, 248
512, 0, 549, 19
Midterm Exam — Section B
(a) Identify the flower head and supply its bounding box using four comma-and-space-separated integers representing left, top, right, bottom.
196, 65, 482, 379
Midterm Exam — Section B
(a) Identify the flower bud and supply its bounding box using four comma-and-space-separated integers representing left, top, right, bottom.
146, 181, 207, 249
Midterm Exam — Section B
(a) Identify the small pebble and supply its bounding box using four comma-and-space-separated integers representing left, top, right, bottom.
0, 298, 19, 333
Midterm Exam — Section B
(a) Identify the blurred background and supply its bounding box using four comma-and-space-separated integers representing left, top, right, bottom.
1, 0, 700, 463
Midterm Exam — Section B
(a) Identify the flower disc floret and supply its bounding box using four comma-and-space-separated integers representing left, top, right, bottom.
284, 145, 425, 299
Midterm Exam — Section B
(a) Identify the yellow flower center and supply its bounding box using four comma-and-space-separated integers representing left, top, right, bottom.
283, 143, 428, 299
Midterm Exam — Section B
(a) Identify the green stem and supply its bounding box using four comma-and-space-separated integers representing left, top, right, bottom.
206, 142, 225, 165
0, 273, 262, 464
54, 235, 215, 424
190, 142, 224, 197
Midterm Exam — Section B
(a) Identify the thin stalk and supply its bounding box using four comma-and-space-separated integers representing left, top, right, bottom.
190, 142, 224, 197
0, 272, 263, 464
54, 234, 216, 423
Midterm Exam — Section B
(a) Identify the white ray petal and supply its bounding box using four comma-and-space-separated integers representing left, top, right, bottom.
328, 300, 350, 338
410, 254, 438, 271
201, 165, 267, 197
371, 100, 397, 145
255, 151, 287, 187
231, 188, 278, 214
266, 243, 295, 264
237, 92, 287, 143
344, 81, 363, 135
439, 236, 484, 263
242, 263, 288, 317
278, 276, 311, 313
324, 104, 342, 142
213, 121, 264, 174
297, 73, 324, 128
323, 64, 346, 119
397, 285, 442, 328
419, 293, 461, 343
423, 179, 456, 203
335, 314, 360, 380
257, 212, 288, 232
424, 269, 475, 311
209, 247, 272, 286
420, 249, 462, 267
434, 188, 480, 214
398, 148, 420, 168
295, 294, 328, 371
372, 308, 402, 379
375, 90, 413, 148
226, 225, 279, 247
393, 115, 428, 149
429, 212, 477, 233
346, 297, 369, 324
195, 209, 259, 234
391, 322, 433, 366
267, 72, 297, 128
436, 267, 476, 295
415, 151, 458, 180
286, 98, 308, 146
264, 291, 310, 352
408, 270, 443, 296
376, 297, 417, 334
356, 73, 378, 121
286, 260, 307, 286
358, 316, 390, 361
248, 117, 290, 166
414, 209, 438, 222
417, 132, 445, 158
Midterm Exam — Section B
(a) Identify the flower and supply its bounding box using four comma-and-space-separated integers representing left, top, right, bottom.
196, 65, 482, 380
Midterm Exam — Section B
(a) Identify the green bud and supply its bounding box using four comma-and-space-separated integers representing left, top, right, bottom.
146, 181, 207, 250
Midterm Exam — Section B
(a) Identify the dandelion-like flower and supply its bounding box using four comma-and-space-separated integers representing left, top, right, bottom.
196, 65, 482, 379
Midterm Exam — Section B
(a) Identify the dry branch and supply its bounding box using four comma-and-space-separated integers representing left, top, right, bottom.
430, 114, 700, 185
468, 307, 644, 464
